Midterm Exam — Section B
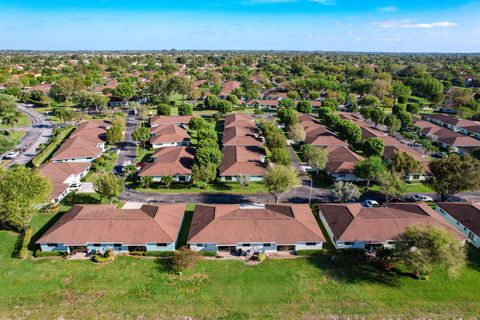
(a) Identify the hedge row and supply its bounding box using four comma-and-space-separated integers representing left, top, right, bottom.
34, 250, 67, 258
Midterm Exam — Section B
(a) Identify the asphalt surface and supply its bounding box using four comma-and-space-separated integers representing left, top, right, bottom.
114, 111, 139, 175
2, 104, 54, 167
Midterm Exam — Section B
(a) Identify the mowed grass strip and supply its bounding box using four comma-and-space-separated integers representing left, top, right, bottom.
0, 215, 480, 319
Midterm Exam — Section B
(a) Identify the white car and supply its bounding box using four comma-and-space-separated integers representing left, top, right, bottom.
364, 200, 380, 208
4, 151, 19, 159
69, 183, 81, 191
123, 160, 132, 167
410, 194, 434, 202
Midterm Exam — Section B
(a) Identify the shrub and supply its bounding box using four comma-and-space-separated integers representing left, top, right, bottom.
157, 104, 171, 116
178, 104, 193, 115
257, 252, 266, 262
200, 251, 217, 257
172, 247, 200, 271
17, 227, 33, 260
42, 203, 60, 214
91, 249, 115, 263
34, 250, 67, 258
295, 250, 325, 256
129, 251, 145, 256
143, 251, 175, 257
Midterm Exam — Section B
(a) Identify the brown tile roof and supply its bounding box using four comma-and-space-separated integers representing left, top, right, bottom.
150, 124, 189, 145
222, 126, 263, 147
139, 147, 195, 177
224, 113, 256, 128
383, 145, 430, 171
219, 146, 266, 176
36, 204, 186, 245
188, 204, 325, 244
51, 120, 107, 161
304, 125, 347, 147
220, 80, 240, 96
432, 128, 480, 147
319, 203, 465, 243
426, 114, 479, 128
150, 115, 194, 127
435, 202, 480, 235
38, 162, 91, 200
324, 146, 363, 174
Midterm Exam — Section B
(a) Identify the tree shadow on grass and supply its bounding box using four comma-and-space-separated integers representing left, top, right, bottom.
306, 253, 401, 287
28, 209, 69, 252
176, 210, 193, 249
467, 244, 480, 271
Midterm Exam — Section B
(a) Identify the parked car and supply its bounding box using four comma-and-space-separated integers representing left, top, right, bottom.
3, 151, 19, 159
409, 194, 434, 202
364, 200, 380, 208
69, 183, 81, 191
431, 152, 447, 158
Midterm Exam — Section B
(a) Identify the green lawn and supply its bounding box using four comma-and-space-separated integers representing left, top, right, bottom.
1, 218, 480, 319
31, 126, 75, 166
129, 181, 268, 194
0, 112, 31, 129
83, 151, 119, 182
368, 182, 433, 194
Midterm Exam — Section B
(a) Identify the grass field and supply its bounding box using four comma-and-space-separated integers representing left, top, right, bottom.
0, 215, 479, 319
0, 112, 31, 129
368, 182, 433, 194
129, 181, 268, 194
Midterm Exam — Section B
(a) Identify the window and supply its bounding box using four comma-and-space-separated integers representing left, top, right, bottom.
242, 243, 251, 247
46, 243, 57, 247
113, 244, 122, 247
196, 244, 205, 248
469, 232, 476, 241
305, 242, 317, 246
93, 243, 101, 247
263, 243, 271, 247
343, 242, 354, 246
156, 243, 168, 247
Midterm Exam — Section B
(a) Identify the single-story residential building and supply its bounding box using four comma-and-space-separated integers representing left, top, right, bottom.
36, 204, 186, 254
318, 203, 465, 250
360, 126, 403, 146
383, 145, 430, 181
423, 113, 480, 136
38, 162, 91, 204
222, 126, 263, 147
188, 203, 325, 254
150, 115, 194, 128
435, 202, 480, 248
51, 120, 107, 163
138, 146, 195, 182
304, 125, 347, 147
150, 124, 190, 149
224, 113, 257, 129
219, 145, 266, 182
324, 145, 363, 182
219, 80, 241, 99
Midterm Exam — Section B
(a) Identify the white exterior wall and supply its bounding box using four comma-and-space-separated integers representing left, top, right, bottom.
220, 175, 264, 182
145, 242, 176, 251
51, 156, 99, 163
336, 241, 366, 249
40, 243, 70, 253
151, 141, 190, 149
189, 243, 218, 252
435, 205, 480, 248
405, 173, 427, 182
235, 242, 278, 253
149, 175, 192, 183
295, 242, 323, 251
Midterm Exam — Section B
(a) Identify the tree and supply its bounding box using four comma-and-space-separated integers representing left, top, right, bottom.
238, 174, 250, 189
391, 151, 424, 177
394, 225, 465, 280
106, 124, 124, 145
264, 164, 299, 204
0, 166, 51, 231
384, 114, 401, 134
354, 156, 386, 190
132, 126, 151, 148
406, 103, 420, 115
287, 123, 305, 142
278, 98, 295, 109
188, 117, 208, 131
296, 100, 312, 114
139, 176, 153, 188
75, 90, 108, 114
331, 181, 361, 203
157, 104, 171, 116
301, 144, 328, 173
50, 77, 79, 102
192, 163, 217, 189
269, 147, 291, 166
114, 82, 136, 104
380, 172, 406, 204
204, 94, 220, 108
426, 155, 480, 201
195, 145, 222, 167
336, 120, 362, 144
178, 104, 193, 116
369, 108, 385, 127
162, 176, 174, 189
93, 172, 124, 204
277, 107, 297, 126
217, 100, 233, 114
226, 94, 238, 105
362, 137, 385, 157
370, 79, 392, 99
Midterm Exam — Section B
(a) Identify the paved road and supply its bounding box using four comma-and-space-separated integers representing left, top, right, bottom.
114, 111, 138, 174
2, 104, 54, 167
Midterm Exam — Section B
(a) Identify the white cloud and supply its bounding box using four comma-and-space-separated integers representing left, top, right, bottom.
378, 20, 458, 29
310, 0, 335, 4
378, 6, 399, 13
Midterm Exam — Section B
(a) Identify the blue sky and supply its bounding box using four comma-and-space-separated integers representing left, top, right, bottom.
0, 0, 479, 52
